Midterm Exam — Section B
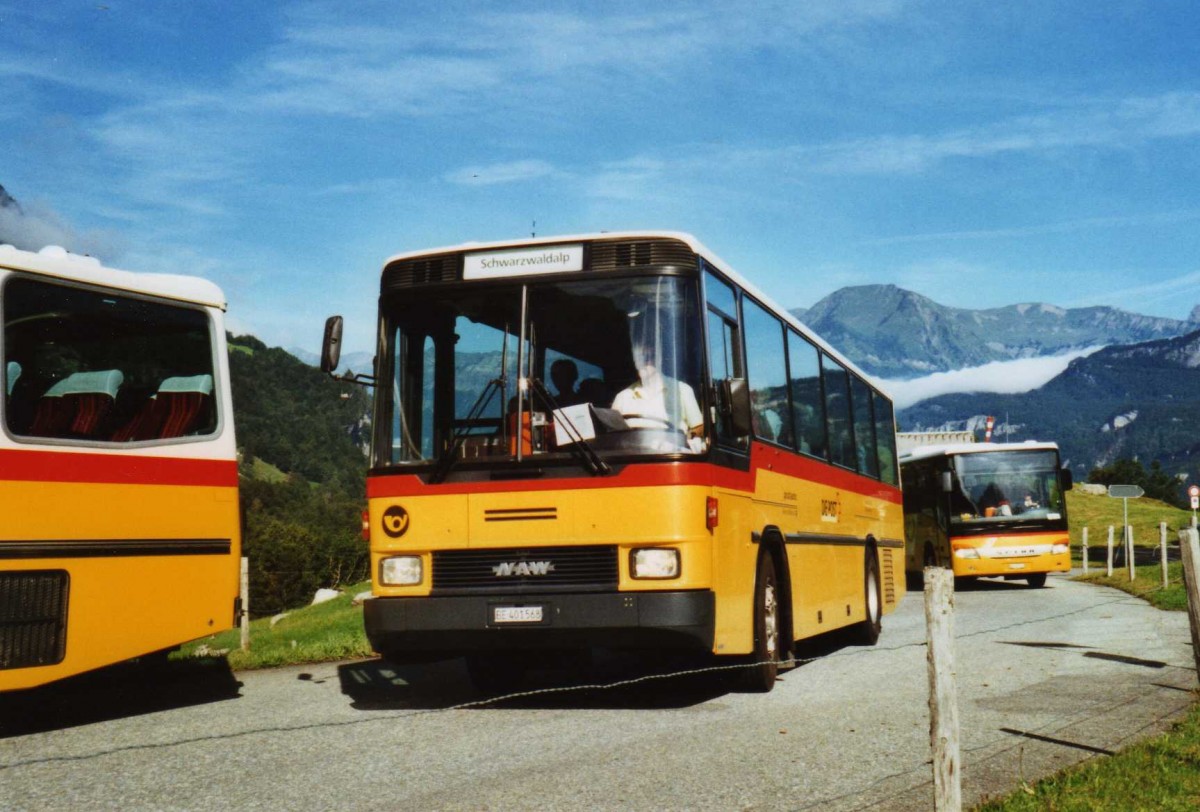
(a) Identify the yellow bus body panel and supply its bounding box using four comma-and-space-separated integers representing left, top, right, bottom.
0, 480, 240, 691
369, 462, 904, 658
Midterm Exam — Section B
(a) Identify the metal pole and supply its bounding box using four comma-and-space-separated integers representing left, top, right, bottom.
1161, 522, 1169, 590
1082, 527, 1089, 575
1106, 525, 1114, 577
240, 556, 250, 651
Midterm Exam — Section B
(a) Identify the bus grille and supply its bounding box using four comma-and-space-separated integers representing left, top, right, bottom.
589, 239, 697, 273
383, 253, 461, 289
432, 546, 618, 595
0, 570, 69, 670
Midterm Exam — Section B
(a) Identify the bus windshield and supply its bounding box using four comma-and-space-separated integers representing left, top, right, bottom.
948, 449, 1065, 528
379, 274, 705, 468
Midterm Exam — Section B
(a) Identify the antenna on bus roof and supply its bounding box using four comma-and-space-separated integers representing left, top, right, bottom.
531, 219, 536, 238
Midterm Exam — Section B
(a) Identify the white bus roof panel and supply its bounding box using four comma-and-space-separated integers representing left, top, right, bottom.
900, 440, 1061, 464
380, 231, 886, 396
0, 245, 227, 309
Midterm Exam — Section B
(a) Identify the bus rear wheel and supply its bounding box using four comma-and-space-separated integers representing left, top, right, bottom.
731, 553, 779, 693
852, 549, 882, 646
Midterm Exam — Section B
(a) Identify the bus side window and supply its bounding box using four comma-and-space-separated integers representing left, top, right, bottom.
787, 331, 826, 459
742, 298, 791, 446
821, 354, 855, 470
703, 268, 747, 449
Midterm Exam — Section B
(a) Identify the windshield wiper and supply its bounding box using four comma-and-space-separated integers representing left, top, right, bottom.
528, 377, 611, 477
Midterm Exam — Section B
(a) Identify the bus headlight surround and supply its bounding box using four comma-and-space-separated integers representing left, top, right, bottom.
380, 555, 423, 586
953, 547, 980, 559
631, 548, 680, 579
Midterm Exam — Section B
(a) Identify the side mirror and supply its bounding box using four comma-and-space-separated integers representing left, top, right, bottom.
720, 378, 753, 437
321, 316, 343, 374
1061, 467, 1074, 491
941, 471, 953, 494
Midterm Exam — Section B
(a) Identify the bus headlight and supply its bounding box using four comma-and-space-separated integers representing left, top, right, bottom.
380, 556, 423, 586
953, 548, 980, 559
1052, 543, 1069, 555
631, 548, 680, 579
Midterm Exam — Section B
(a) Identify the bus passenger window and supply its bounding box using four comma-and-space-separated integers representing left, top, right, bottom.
821, 355, 855, 470
850, 374, 879, 479
787, 332, 826, 459
742, 298, 791, 446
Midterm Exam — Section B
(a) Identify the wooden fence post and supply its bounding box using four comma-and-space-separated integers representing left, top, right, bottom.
1161, 522, 1169, 590
240, 556, 250, 652
925, 567, 961, 811
1177, 528, 1200, 682
1082, 527, 1089, 574
1106, 526, 1114, 577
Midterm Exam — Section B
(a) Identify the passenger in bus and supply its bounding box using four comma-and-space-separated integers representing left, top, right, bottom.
612, 344, 704, 451
1021, 493, 1040, 512
548, 359, 583, 406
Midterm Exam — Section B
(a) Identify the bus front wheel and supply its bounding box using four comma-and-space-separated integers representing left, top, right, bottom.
731, 553, 780, 693
1026, 573, 1048, 588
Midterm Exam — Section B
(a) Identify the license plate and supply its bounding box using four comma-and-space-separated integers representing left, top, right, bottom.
493, 605, 544, 624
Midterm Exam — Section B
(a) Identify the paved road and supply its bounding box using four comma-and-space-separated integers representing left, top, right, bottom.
2, 573, 1195, 811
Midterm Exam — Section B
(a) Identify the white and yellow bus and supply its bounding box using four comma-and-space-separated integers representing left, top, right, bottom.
1, 245, 240, 691
900, 441, 1073, 588
324, 232, 903, 692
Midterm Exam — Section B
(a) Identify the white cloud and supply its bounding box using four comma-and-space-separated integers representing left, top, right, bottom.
882, 346, 1105, 410
0, 201, 118, 257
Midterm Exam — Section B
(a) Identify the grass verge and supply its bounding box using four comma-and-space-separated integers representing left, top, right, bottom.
975, 702, 1200, 811
174, 581, 373, 670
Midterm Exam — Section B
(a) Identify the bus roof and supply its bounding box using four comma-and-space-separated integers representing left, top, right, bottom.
380, 230, 888, 397
900, 440, 1061, 464
0, 244, 227, 310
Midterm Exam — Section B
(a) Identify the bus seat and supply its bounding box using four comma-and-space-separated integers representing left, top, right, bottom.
156, 375, 214, 438
112, 374, 213, 441
28, 369, 125, 438
6, 361, 20, 396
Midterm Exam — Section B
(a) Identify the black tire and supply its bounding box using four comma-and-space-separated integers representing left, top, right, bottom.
732, 554, 780, 693
1026, 572, 1048, 588
466, 653, 528, 697
852, 549, 882, 646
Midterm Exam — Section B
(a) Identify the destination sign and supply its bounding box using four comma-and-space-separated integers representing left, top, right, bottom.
463, 244, 584, 279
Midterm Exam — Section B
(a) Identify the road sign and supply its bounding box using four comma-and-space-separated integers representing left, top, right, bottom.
1107, 484, 1144, 499
1189, 485, 1199, 498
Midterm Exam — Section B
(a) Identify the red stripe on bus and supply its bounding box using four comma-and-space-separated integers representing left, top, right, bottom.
367, 444, 901, 503
0, 448, 238, 487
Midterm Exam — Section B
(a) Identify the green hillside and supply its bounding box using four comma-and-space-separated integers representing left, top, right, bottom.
227, 334, 374, 615
1066, 488, 1194, 553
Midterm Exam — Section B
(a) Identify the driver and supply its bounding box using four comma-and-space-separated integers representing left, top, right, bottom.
612, 343, 704, 448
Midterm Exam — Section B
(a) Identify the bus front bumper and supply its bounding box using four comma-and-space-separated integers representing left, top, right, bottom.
363, 590, 715, 658
952, 551, 1072, 578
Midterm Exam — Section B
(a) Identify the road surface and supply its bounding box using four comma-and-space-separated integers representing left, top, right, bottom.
2, 573, 1195, 811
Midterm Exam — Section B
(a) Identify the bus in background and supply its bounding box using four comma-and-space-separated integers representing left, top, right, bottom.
1, 245, 240, 691
323, 231, 903, 693
900, 441, 1073, 588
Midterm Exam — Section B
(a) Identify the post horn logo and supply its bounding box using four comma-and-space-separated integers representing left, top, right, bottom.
382, 505, 410, 538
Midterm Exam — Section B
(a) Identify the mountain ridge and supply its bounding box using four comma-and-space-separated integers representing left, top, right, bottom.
791, 284, 1195, 379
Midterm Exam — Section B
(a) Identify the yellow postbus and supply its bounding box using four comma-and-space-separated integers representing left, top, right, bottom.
900, 441, 1073, 588
323, 232, 904, 692
1, 245, 240, 691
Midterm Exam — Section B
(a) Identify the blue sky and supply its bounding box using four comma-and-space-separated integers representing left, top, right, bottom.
3, 1, 1200, 357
